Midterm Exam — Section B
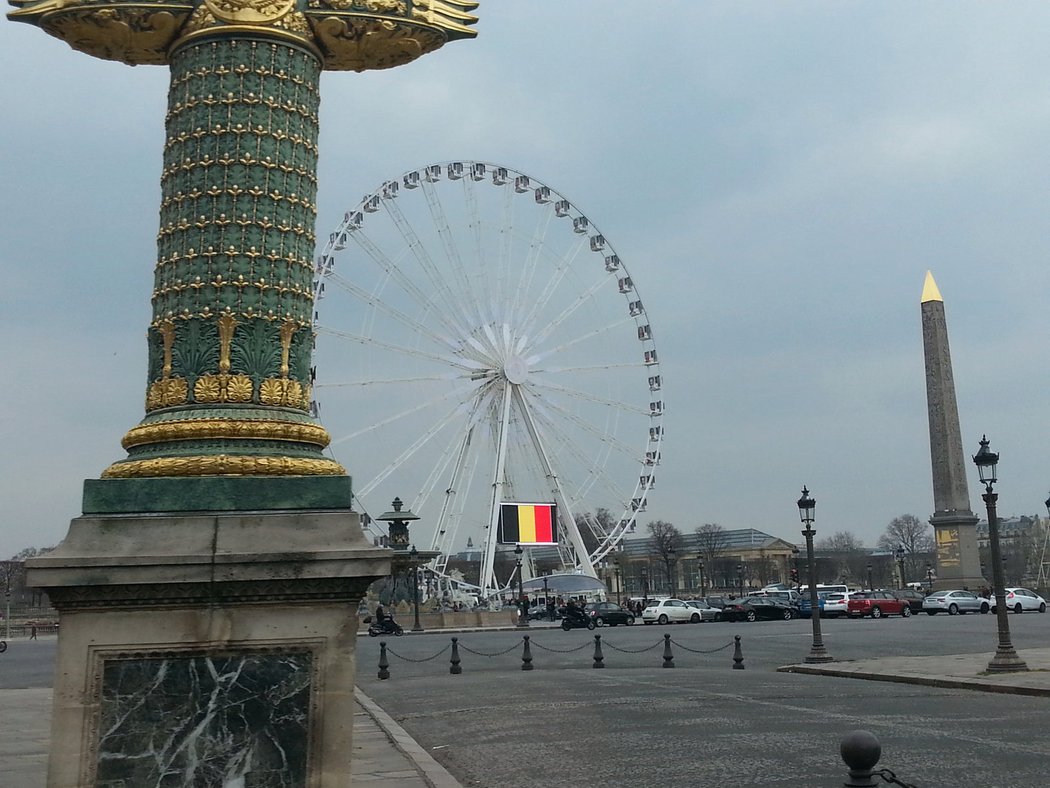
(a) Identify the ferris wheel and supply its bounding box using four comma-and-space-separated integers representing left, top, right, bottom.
312, 162, 663, 597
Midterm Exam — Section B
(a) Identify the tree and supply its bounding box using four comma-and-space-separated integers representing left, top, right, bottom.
876, 515, 935, 584
695, 523, 729, 568
646, 520, 682, 594
815, 531, 867, 585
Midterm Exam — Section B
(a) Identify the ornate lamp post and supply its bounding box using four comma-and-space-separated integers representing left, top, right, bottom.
973, 436, 1028, 672
514, 545, 529, 628
542, 575, 552, 620
866, 563, 874, 592
408, 545, 423, 633
640, 567, 649, 600
791, 547, 800, 592
613, 559, 623, 605
799, 486, 833, 663
736, 563, 745, 598
895, 545, 906, 590
667, 547, 677, 596
925, 563, 934, 594
696, 554, 707, 598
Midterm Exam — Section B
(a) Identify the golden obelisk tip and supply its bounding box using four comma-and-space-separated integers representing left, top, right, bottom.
921, 270, 943, 303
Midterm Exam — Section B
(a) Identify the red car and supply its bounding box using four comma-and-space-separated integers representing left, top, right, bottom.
846, 591, 912, 619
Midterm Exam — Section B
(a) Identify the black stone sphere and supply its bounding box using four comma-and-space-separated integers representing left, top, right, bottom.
840, 730, 882, 771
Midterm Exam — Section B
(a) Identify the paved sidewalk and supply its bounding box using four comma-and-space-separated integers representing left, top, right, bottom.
780, 646, 1050, 696
0, 686, 462, 788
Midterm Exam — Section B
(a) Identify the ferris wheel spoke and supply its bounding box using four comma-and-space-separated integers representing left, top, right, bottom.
518, 234, 589, 341
532, 362, 646, 374
324, 270, 460, 354
357, 392, 484, 497
345, 226, 468, 340
316, 372, 470, 389
316, 326, 491, 374
526, 316, 636, 366
528, 379, 649, 416
332, 379, 482, 448
382, 195, 477, 337
495, 183, 516, 334
527, 270, 615, 351
525, 388, 641, 465
421, 180, 484, 330
508, 205, 555, 329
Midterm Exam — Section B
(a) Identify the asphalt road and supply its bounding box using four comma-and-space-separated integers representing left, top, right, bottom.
359, 614, 1050, 787
6, 614, 1050, 786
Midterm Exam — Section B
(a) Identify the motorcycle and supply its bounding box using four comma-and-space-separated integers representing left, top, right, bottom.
559, 607, 595, 631
367, 618, 404, 637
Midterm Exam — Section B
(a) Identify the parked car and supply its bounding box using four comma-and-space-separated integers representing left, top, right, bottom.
923, 590, 986, 615
584, 602, 635, 627
703, 595, 730, 610
991, 588, 1047, 614
642, 598, 704, 624
719, 596, 796, 622
797, 592, 828, 619
822, 592, 852, 618
685, 600, 719, 622
893, 589, 926, 613
847, 591, 912, 618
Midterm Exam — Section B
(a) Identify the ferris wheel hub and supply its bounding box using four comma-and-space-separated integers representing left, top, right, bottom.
503, 355, 530, 385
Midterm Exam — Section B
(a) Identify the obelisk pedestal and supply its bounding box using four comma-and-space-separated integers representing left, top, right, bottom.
921, 271, 986, 590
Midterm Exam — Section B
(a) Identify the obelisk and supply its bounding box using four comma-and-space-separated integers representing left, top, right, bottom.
921, 270, 985, 590
9, 1, 479, 784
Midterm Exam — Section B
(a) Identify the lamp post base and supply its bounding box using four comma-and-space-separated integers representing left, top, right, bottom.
804, 645, 835, 664
986, 650, 1028, 674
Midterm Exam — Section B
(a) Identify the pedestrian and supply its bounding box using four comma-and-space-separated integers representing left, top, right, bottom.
30, 622, 38, 640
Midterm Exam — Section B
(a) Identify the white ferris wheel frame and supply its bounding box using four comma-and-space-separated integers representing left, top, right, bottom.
312, 161, 663, 598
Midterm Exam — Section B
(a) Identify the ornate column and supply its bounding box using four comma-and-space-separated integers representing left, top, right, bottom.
9, 2, 478, 785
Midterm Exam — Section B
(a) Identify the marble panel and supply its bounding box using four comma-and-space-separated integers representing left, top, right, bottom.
95, 651, 312, 787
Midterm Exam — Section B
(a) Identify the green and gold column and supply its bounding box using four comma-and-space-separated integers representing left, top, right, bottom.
9, 0, 477, 506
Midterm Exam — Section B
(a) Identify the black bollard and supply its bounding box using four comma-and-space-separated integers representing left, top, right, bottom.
592, 634, 604, 669
378, 641, 390, 680
840, 730, 881, 787
450, 636, 462, 675
661, 633, 674, 668
522, 635, 534, 671
732, 635, 745, 670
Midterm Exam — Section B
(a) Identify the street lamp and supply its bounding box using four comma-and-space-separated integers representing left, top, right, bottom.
667, 547, 677, 596
640, 567, 649, 600
791, 547, 800, 592
925, 562, 934, 594
736, 563, 744, 598
972, 436, 1027, 672
696, 553, 707, 598
542, 575, 552, 620
409, 545, 423, 632
866, 563, 874, 592
514, 545, 529, 628
895, 544, 906, 590
613, 559, 623, 605
798, 486, 833, 663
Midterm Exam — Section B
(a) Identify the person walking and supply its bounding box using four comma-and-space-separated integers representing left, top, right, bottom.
29, 622, 38, 640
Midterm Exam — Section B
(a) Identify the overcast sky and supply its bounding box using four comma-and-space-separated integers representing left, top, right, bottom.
3, 2, 1050, 559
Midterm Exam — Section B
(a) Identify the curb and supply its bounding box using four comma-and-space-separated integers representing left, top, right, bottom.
777, 664, 1050, 698
355, 687, 464, 788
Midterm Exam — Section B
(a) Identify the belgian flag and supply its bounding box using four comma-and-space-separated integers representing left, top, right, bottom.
498, 502, 557, 545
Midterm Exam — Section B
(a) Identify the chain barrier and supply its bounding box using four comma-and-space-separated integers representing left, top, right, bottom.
458, 641, 522, 658
668, 638, 734, 654
529, 639, 593, 654
386, 644, 451, 663
876, 768, 919, 788
602, 639, 664, 654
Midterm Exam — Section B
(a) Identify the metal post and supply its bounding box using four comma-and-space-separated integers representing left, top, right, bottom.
661, 633, 674, 668
411, 565, 423, 632
732, 635, 745, 670
698, 560, 706, 598
4, 591, 9, 641
803, 523, 832, 662
378, 642, 390, 680
450, 637, 462, 675
840, 730, 881, 788
592, 634, 604, 669
736, 564, 744, 598
521, 635, 534, 671
866, 563, 873, 592
983, 486, 1028, 672
516, 551, 529, 627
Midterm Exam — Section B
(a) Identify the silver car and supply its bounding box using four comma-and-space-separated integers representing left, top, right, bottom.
923, 590, 988, 615
685, 600, 720, 622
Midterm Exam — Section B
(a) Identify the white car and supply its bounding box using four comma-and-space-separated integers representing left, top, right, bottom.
822, 592, 852, 618
923, 589, 986, 615
685, 600, 719, 622
991, 588, 1047, 614
642, 598, 704, 625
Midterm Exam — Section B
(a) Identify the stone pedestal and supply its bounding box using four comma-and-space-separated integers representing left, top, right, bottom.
930, 511, 987, 591
28, 500, 389, 787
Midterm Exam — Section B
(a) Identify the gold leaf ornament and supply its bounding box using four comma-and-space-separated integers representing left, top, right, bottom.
204, 0, 296, 24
